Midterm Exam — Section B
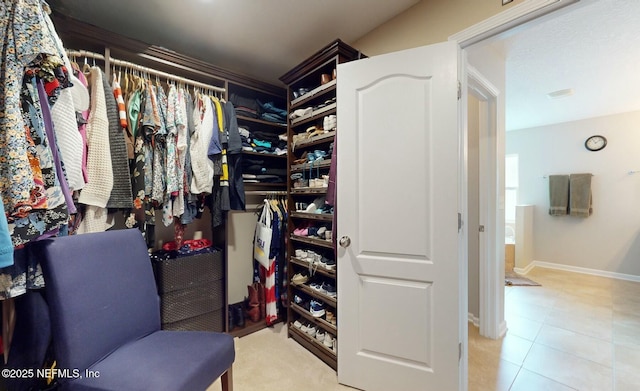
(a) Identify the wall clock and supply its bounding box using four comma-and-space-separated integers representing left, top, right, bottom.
585, 135, 607, 151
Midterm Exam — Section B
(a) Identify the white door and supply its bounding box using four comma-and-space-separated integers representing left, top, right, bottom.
337, 41, 462, 391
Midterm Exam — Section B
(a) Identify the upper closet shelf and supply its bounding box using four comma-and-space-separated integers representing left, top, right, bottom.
291, 79, 336, 108
291, 103, 337, 127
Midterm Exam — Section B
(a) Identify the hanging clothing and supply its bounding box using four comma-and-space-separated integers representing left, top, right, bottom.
0, 0, 60, 217
190, 94, 214, 194
102, 71, 133, 209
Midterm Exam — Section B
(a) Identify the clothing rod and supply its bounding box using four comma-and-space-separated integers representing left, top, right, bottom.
245, 191, 287, 196
66, 49, 226, 93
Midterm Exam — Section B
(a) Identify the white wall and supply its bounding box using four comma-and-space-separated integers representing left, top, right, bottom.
506, 110, 640, 276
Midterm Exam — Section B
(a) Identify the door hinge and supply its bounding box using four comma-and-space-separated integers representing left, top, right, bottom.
457, 81, 461, 100
459, 342, 462, 361
458, 213, 463, 232
479, 225, 485, 232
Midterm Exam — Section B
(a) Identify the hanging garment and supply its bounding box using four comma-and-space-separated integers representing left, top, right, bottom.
102, 71, 133, 209
78, 67, 113, 209
190, 94, 214, 194
0, 0, 60, 217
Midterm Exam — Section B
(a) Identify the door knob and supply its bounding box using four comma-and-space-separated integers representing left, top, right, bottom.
339, 236, 351, 248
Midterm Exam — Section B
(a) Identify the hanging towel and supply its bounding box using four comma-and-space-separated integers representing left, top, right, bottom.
548, 175, 569, 216
569, 173, 593, 217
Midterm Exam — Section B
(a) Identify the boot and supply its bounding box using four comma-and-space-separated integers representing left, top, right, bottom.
256, 282, 266, 320
247, 284, 259, 307
246, 305, 260, 323
227, 304, 235, 331
233, 303, 245, 328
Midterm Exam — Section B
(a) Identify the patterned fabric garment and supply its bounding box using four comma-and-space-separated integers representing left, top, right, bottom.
152, 84, 167, 206
0, 0, 59, 217
171, 87, 188, 218
9, 75, 68, 248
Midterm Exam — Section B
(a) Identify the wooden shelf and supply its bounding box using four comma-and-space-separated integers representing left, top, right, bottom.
292, 131, 336, 151
242, 150, 287, 159
243, 182, 286, 188
290, 212, 333, 221
290, 103, 337, 128
291, 235, 333, 248
229, 318, 269, 338
290, 257, 336, 278
289, 326, 337, 370
290, 283, 337, 306
290, 303, 337, 333
237, 115, 287, 129
291, 79, 336, 109
290, 159, 331, 172
290, 187, 328, 195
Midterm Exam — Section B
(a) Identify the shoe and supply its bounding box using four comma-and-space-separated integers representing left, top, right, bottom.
310, 300, 326, 318
320, 257, 335, 270
321, 282, 336, 298
309, 282, 324, 293
306, 325, 317, 337
228, 305, 235, 331
293, 319, 303, 329
324, 333, 334, 349
315, 329, 326, 342
246, 305, 260, 322
292, 273, 309, 285
295, 249, 307, 259
333, 337, 337, 352
305, 203, 317, 213
233, 304, 245, 328
301, 323, 309, 333
325, 310, 335, 325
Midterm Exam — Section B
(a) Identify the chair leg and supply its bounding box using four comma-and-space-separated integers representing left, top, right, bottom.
221, 365, 233, 391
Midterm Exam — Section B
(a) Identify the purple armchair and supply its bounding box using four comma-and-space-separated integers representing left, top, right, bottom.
33, 229, 235, 391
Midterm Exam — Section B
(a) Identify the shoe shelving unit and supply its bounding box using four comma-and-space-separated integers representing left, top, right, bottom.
279, 39, 363, 371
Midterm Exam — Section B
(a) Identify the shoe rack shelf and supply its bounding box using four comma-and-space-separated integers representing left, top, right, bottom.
290, 212, 333, 222
280, 39, 363, 371
291, 79, 336, 108
290, 235, 333, 249
292, 131, 336, 151
290, 159, 332, 173
289, 257, 335, 278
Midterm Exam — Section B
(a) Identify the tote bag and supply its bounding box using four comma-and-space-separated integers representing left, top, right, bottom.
253, 200, 273, 268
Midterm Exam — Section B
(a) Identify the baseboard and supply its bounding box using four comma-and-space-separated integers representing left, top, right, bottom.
498, 320, 508, 338
468, 313, 480, 327
515, 260, 640, 283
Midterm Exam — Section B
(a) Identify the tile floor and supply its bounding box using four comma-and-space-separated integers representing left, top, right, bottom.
469, 267, 640, 391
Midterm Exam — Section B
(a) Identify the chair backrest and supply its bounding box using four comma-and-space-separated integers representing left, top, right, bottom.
33, 229, 161, 372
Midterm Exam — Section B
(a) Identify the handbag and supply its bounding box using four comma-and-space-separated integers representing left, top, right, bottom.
253, 199, 273, 268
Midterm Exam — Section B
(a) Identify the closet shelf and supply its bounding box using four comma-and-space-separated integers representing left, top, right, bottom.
289, 327, 337, 369
291, 235, 334, 249
290, 187, 328, 195
292, 131, 336, 151
236, 115, 287, 129
290, 159, 331, 173
290, 79, 337, 109
290, 283, 337, 306
242, 151, 287, 159
289, 212, 333, 222
290, 103, 337, 128
291, 303, 337, 333
290, 257, 335, 278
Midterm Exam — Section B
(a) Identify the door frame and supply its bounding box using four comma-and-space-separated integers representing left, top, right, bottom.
449, 0, 581, 342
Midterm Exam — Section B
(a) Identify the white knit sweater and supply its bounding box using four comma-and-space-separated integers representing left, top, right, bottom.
50, 84, 85, 191
189, 94, 214, 194
78, 67, 113, 208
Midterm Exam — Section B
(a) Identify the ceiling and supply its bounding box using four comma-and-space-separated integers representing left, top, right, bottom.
481, 0, 640, 131
48, 0, 419, 84
49, 0, 640, 131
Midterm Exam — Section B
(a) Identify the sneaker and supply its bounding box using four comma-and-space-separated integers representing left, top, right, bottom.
321, 257, 336, 270
306, 325, 317, 337
333, 336, 337, 352
293, 319, 303, 329
321, 282, 336, 298
291, 273, 308, 285
324, 333, 334, 349
301, 323, 309, 333
309, 282, 324, 293
310, 300, 326, 318
315, 330, 325, 343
